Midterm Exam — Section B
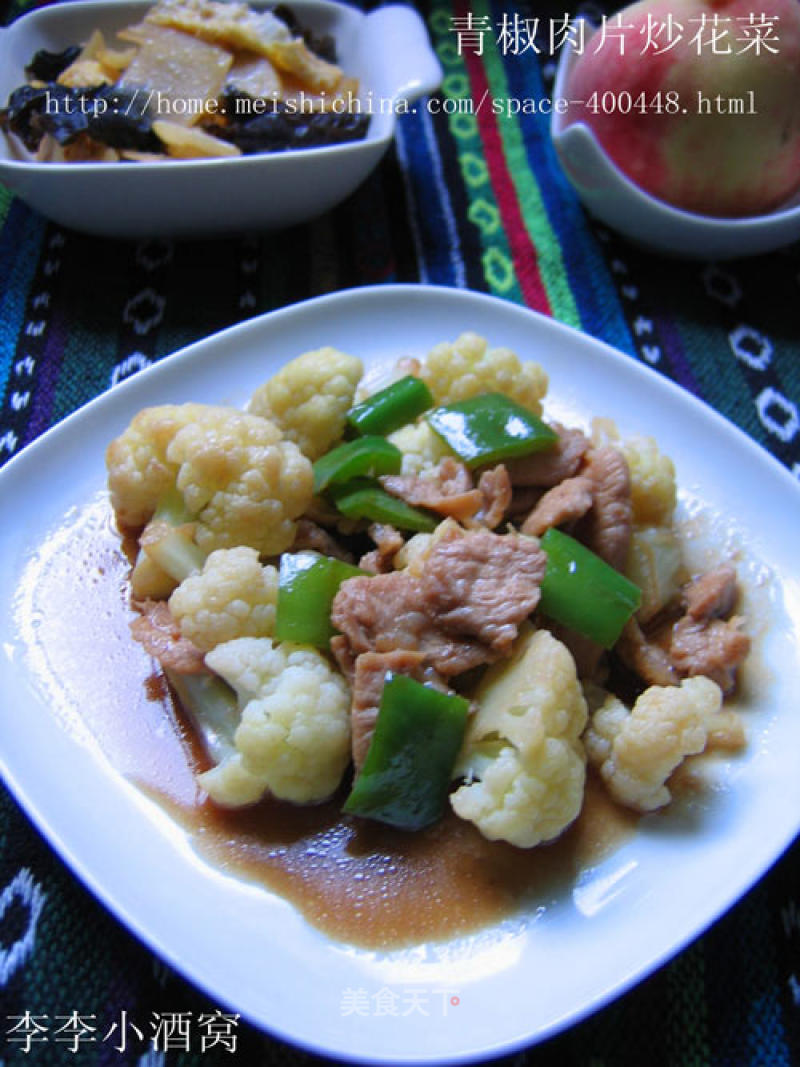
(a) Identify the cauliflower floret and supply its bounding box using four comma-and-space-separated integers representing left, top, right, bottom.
167, 411, 312, 556
248, 347, 363, 460
583, 676, 727, 812
107, 403, 310, 558
450, 628, 587, 848
168, 546, 279, 652
418, 332, 548, 415
106, 403, 239, 529
625, 525, 684, 623
199, 637, 351, 807
387, 421, 455, 476
108, 404, 312, 597
625, 436, 677, 526
194, 752, 267, 808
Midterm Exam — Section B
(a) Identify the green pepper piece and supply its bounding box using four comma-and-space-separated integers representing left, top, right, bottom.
312, 436, 403, 495
347, 375, 434, 436
274, 551, 364, 647
538, 527, 642, 649
426, 392, 558, 468
329, 478, 438, 532
343, 674, 470, 831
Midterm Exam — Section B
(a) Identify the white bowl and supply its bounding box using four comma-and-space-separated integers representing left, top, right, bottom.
0, 0, 441, 237
550, 33, 800, 259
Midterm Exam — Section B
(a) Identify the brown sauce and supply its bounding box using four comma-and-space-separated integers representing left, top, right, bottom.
149, 771, 633, 949
19, 496, 639, 950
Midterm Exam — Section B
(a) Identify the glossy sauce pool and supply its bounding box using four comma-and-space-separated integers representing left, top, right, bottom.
20, 495, 640, 950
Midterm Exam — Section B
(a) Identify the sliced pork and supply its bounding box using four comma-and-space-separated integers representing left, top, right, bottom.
579, 445, 633, 573
615, 564, 750, 694
380, 458, 481, 521
469, 465, 512, 529
130, 599, 207, 674
291, 518, 355, 563
358, 523, 405, 574
331, 527, 547, 676
421, 526, 546, 654
670, 614, 750, 694
520, 474, 593, 537
505, 424, 589, 487
670, 564, 750, 693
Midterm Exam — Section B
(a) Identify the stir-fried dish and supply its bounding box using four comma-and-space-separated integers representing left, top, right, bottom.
1, 0, 369, 162
105, 333, 750, 852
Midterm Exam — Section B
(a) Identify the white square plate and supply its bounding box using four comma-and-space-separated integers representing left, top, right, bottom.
1, 285, 798, 1063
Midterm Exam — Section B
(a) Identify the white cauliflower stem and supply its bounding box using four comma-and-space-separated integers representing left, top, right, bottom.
625, 525, 683, 623
450, 628, 588, 848
199, 637, 351, 807
583, 676, 726, 812
168, 546, 279, 652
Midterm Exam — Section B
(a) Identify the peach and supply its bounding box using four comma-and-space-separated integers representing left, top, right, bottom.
562, 0, 800, 216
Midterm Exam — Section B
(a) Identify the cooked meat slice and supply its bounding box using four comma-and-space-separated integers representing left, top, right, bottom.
520, 474, 593, 537
370, 522, 405, 556
668, 564, 749, 693
616, 561, 750, 695
616, 617, 681, 686
357, 553, 382, 576
683, 563, 738, 620
332, 528, 547, 676
331, 570, 489, 676
468, 465, 512, 529
670, 614, 750, 695
580, 445, 632, 572
421, 527, 547, 656
330, 634, 357, 683
332, 571, 428, 655
130, 599, 207, 674
504, 424, 590, 487
506, 484, 545, 518
351, 649, 438, 769
359, 523, 405, 574
291, 518, 355, 562
381, 457, 482, 521
549, 621, 607, 682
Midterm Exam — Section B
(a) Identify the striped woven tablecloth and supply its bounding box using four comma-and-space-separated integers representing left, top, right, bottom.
1, 0, 799, 1063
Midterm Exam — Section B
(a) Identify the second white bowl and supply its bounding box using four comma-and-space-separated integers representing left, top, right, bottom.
550, 32, 800, 260
0, 0, 442, 237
